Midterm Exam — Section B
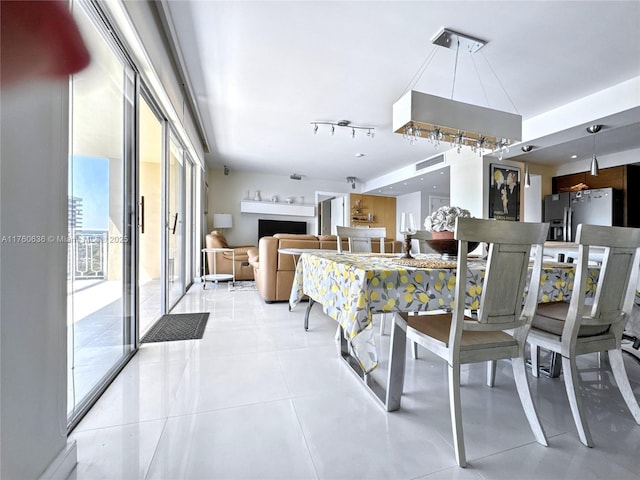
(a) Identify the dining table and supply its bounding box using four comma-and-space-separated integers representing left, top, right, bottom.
289, 250, 600, 410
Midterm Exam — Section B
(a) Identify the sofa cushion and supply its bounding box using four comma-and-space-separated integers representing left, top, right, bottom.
274, 234, 318, 241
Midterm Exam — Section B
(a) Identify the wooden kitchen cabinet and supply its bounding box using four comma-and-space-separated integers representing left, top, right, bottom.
349, 193, 396, 236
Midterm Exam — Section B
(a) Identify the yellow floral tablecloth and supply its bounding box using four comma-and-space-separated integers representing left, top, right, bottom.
289, 252, 599, 373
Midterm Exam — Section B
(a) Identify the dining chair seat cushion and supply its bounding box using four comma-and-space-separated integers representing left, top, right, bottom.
405, 313, 518, 351
533, 302, 610, 337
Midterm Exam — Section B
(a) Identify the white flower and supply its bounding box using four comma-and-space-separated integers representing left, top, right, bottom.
424, 206, 471, 232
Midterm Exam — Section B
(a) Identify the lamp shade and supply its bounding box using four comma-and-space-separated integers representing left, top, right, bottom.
392, 90, 522, 146
213, 213, 233, 229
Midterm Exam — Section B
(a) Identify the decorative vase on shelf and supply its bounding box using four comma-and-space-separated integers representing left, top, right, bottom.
254, 190, 261, 201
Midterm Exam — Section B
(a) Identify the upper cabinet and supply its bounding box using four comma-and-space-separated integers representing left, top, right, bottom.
349, 193, 396, 236
552, 164, 640, 227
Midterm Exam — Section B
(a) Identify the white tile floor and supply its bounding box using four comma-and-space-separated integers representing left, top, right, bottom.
70, 283, 640, 479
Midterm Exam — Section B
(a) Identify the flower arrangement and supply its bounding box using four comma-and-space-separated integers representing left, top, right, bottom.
424, 206, 471, 232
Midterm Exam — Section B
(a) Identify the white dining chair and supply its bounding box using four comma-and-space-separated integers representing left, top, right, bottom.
336, 225, 386, 254
336, 225, 388, 337
389, 217, 550, 467
527, 224, 640, 447
411, 229, 433, 254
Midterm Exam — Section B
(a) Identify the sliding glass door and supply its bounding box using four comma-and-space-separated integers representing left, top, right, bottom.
68, 1, 135, 425
138, 95, 164, 335
167, 136, 186, 308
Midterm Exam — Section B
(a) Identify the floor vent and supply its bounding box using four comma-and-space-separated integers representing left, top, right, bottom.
416, 154, 445, 171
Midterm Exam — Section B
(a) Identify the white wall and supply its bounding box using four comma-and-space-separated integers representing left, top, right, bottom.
1, 82, 73, 478
523, 174, 543, 222
208, 170, 349, 245
448, 149, 486, 218
396, 191, 422, 240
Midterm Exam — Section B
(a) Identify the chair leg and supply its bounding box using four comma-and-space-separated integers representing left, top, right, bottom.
411, 340, 418, 359
448, 363, 467, 468
379, 313, 386, 336
512, 355, 548, 446
486, 360, 497, 387
530, 345, 540, 378
561, 355, 593, 447
609, 348, 640, 424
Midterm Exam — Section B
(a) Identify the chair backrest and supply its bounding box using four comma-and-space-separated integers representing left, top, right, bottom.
452, 217, 549, 339
411, 230, 432, 254
336, 226, 386, 253
565, 224, 640, 338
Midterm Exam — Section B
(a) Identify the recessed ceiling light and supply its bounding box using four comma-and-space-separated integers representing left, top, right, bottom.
433, 185, 437, 189
355, 153, 365, 157
420, 177, 424, 180
571, 154, 578, 159
403, 182, 407, 185
440, 171, 445, 174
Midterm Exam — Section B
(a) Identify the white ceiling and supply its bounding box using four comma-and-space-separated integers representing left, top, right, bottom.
164, 1, 640, 196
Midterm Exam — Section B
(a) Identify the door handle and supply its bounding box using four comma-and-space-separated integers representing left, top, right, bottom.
172, 212, 178, 235
139, 196, 145, 234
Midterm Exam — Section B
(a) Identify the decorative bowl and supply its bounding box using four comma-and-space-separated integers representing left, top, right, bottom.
426, 239, 480, 258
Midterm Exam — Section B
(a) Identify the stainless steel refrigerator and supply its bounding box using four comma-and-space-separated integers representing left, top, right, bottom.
543, 188, 622, 242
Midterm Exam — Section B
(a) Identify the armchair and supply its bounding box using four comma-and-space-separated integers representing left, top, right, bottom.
205, 231, 255, 281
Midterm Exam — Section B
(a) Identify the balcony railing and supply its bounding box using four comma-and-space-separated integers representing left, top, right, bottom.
68, 230, 108, 280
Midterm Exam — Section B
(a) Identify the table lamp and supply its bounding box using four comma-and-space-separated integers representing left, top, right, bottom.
213, 213, 233, 235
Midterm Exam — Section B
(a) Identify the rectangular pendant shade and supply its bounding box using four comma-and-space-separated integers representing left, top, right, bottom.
393, 90, 522, 145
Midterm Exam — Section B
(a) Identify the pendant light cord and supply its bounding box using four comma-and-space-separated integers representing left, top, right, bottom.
450, 39, 460, 100
397, 45, 438, 101
480, 51, 520, 114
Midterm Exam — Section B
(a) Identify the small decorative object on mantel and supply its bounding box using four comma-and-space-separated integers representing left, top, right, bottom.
286, 197, 294, 204
424, 206, 476, 257
254, 190, 261, 201
271, 195, 278, 203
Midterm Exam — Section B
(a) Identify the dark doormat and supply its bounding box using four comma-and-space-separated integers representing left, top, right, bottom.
141, 312, 209, 343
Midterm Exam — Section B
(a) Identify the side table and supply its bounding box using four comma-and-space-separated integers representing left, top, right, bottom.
201, 248, 235, 289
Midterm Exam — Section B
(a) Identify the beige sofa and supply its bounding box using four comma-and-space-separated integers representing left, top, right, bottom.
247, 233, 401, 303
205, 231, 255, 281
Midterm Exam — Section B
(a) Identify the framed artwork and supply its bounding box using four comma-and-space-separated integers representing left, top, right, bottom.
489, 164, 520, 221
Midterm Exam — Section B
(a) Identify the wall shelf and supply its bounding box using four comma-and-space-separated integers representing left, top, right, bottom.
240, 200, 315, 217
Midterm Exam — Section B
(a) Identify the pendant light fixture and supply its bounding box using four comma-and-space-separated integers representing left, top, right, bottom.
521, 145, 533, 188
392, 27, 522, 157
587, 125, 602, 176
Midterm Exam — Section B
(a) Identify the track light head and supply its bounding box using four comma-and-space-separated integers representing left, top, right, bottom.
223, 165, 229, 176
521, 145, 533, 153
346, 176, 357, 189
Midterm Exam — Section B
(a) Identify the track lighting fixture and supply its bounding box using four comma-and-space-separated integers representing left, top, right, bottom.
587, 125, 602, 176
311, 120, 375, 139
289, 173, 302, 180
346, 176, 357, 189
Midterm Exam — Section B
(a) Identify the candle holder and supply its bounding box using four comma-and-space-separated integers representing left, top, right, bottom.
399, 212, 416, 259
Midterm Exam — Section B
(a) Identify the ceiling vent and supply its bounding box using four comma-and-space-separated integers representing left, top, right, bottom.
416, 154, 445, 171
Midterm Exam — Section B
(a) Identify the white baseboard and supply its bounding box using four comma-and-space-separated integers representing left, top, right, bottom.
39, 440, 77, 480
